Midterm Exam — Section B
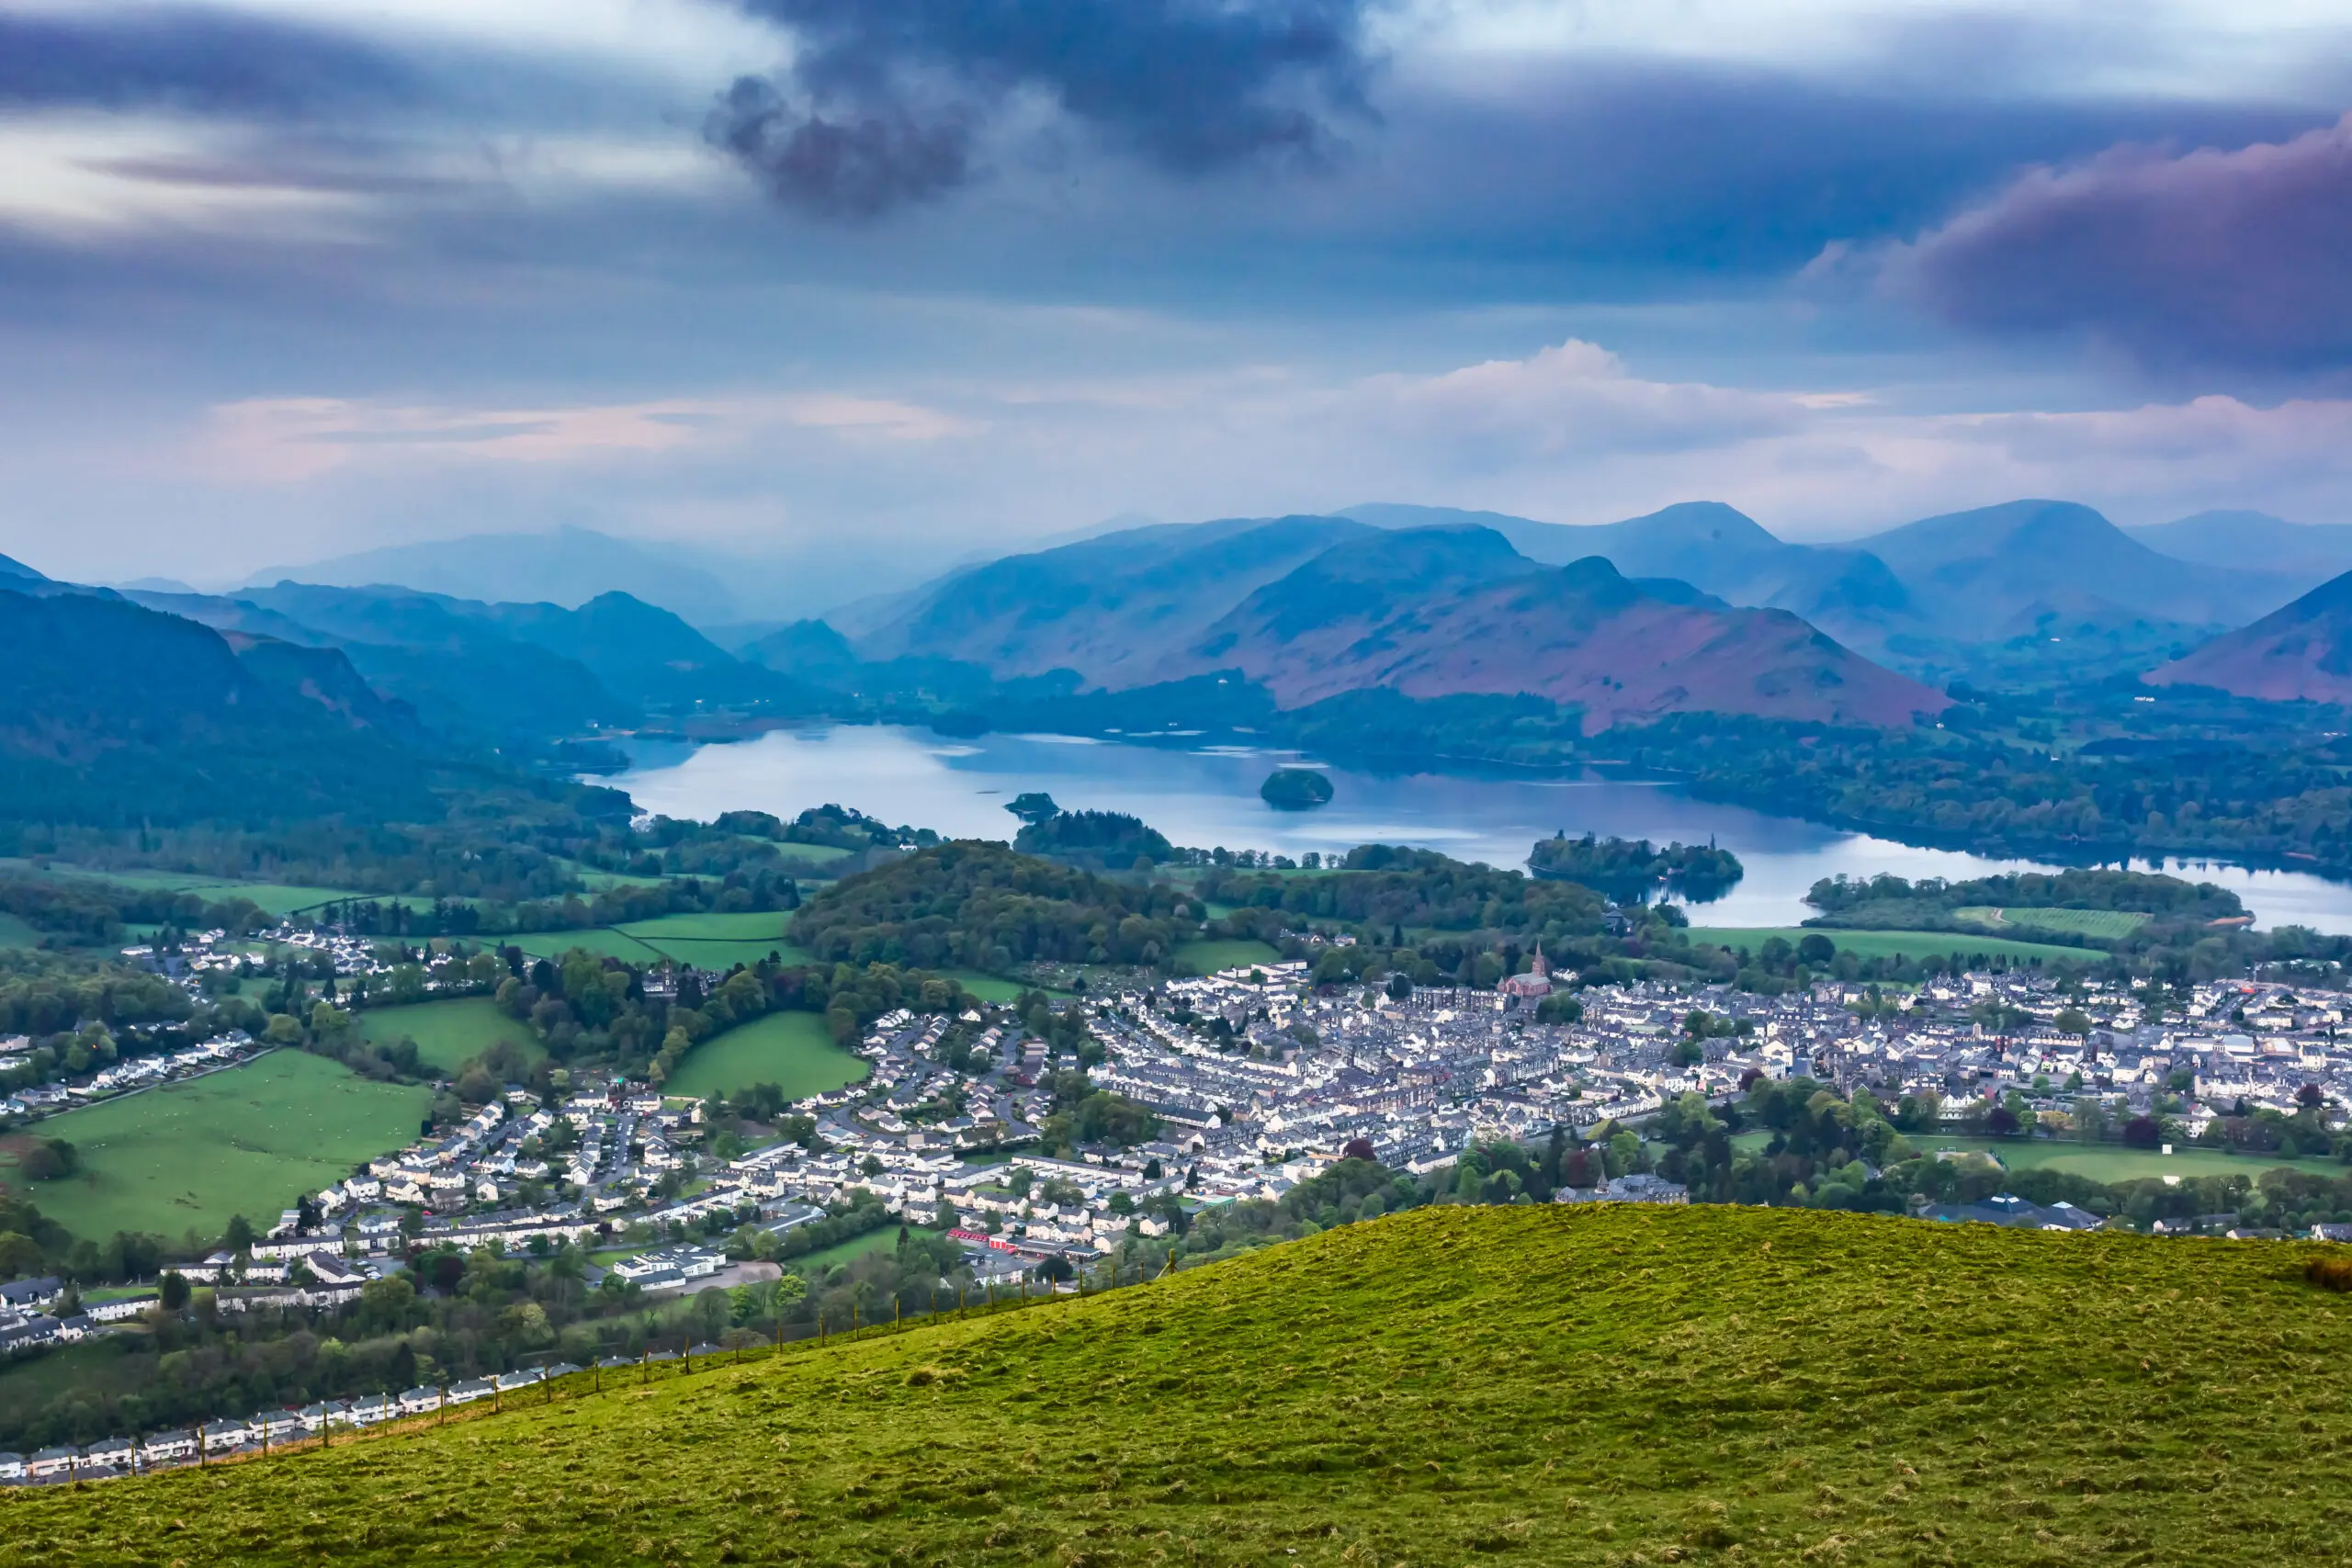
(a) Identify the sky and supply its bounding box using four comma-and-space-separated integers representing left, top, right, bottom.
6, 0, 2352, 600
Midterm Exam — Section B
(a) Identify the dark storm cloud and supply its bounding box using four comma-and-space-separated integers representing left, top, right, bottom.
708, 0, 1379, 217
1899, 114, 2352, 371
0, 6, 420, 117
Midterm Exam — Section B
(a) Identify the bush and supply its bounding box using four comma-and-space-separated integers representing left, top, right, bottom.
2307, 1255, 2352, 1292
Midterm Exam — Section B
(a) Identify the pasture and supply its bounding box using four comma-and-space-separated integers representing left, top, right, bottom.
1172, 938, 1283, 975
11, 1051, 427, 1243
1690, 926, 2094, 964
356, 998, 543, 1075
1954, 905, 2149, 941
1916, 1134, 2348, 1184
662, 1010, 869, 1102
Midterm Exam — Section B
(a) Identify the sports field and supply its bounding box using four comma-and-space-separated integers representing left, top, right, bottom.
11, 1051, 428, 1242
1173, 938, 1283, 975
662, 1010, 869, 1102
1953, 906, 2149, 941
1916, 1135, 2347, 1183
356, 997, 543, 1075
1690, 926, 2093, 964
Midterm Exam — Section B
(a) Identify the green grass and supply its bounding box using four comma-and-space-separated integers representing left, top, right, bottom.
1953, 906, 2151, 941
356, 998, 544, 1075
11, 865, 404, 917
1915, 1134, 2350, 1183
0, 910, 44, 948
0, 1336, 147, 1415
1172, 937, 1283, 975
10, 1051, 428, 1243
23, 1204, 2352, 1564
511, 915, 811, 971
662, 1010, 870, 1102
790, 1224, 944, 1276
1690, 925, 2095, 964
616, 912, 797, 943
510, 928, 667, 964
640, 937, 812, 971
944, 971, 1029, 1004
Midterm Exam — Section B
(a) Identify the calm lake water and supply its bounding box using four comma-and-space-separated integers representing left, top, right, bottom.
605, 726, 2352, 935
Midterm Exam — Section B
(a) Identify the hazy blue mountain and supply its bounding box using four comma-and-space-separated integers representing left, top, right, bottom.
738, 619, 862, 684
123, 589, 346, 648
2128, 511, 2352, 586
462, 592, 781, 705
0, 589, 436, 825
246, 525, 745, 626
1851, 499, 2302, 639
232, 582, 636, 737
0, 553, 50, 582
858, 513, 1375, 685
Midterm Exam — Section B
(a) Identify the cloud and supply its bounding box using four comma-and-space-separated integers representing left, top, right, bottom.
0, 6, 420, 117
1354, 339, 1806, 471
710, 0, 1379, 217
1898, 113, 2352, 371
199, 391, 980, 482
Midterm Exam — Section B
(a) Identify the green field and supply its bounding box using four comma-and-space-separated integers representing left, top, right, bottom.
789, 1223, 945, 1276
662, 1010, 870, 1102
510, 927, 662, 963
10, 1051, 428, 1242
356, 998, 543, 1075
1172, 938, 1283, 975
512, 913, 811, 971
0, 910, 43, 948
618, 912, 797, 942
944, 971, 1029, 1003
17, 866, 397, 917
1954, 905, 2150, 941
1691, 925, 2094, 964
1916, 1134, 2349, 1183
24, 1204, 2352, 1565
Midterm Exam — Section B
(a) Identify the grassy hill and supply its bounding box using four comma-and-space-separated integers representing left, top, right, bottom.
17, 1204, 2352, 1563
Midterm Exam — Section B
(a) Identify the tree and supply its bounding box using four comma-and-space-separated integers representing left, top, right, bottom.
2054, 1008, 2091, 1037
159, 1270, 191, 1311
222, 1213, 256, 1255
1340, 1137, 1375, 1164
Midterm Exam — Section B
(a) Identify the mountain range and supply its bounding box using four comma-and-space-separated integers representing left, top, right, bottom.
241, 525, 936, 628
123, 581, 798, 741
1340, 499, 2314, 658
858, 519, 1947, 729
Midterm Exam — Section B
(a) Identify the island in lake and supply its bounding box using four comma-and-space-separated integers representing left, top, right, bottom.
1261, 768, 1335, 810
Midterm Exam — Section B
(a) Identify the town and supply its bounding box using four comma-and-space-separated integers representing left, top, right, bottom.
6, 916, 2352, 1481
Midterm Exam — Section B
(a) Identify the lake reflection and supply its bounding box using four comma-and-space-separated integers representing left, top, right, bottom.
604, 727, 2352, 934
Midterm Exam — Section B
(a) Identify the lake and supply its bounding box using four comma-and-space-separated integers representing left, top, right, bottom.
605, 726, 2352, 934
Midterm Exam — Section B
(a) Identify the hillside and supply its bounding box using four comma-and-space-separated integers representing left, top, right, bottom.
866, 520, 1940, 728
1345, 500, 1922, 651
1853, 498, 2297, 639
1188, 535, 1947, 728
857, 513, 1373, 684
0, 589, 441, 824
19, 1205, 2352, 1564
2144, 568, 2352, 703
